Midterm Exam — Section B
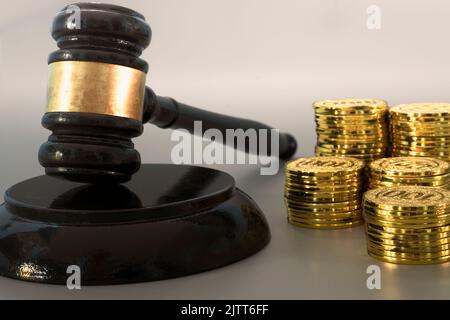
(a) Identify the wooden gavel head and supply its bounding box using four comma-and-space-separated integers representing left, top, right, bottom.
39, 3, 298, 185
39, 3, 152, 183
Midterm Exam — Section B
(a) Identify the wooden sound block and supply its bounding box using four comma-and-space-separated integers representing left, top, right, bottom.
0, 164, 270, 285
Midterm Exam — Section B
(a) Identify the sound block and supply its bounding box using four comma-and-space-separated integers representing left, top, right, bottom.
0, 164, 270, 285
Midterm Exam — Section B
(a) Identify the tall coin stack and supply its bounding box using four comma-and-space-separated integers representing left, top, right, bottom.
391, 103, 450, 161
367, 157, 450, 189
363, 186, 450, 264
285, 156, 365, 229
314, 99, 389, 163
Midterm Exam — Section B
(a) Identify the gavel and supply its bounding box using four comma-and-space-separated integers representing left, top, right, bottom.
38, 2, 297, 183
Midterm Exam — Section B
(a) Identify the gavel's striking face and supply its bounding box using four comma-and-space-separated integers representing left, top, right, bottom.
39, 3, 151, 184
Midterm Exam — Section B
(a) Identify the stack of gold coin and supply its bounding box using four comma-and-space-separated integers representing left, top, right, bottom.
314, 99, 389, 163
367, 157, 450, 190
391, 103, 450, 161
363, 186, 450, 264
285, 156, 365, 229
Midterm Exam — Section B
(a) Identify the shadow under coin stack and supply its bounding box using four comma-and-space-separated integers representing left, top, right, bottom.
284, 156, 365, 229
363, 186, 450, 264
314, 99, 389, 163
367, 157, 450, 190
390, 103, 450, 161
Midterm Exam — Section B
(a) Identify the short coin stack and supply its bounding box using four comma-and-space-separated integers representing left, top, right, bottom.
367, 157, 450, 190
363, 186, 450, 264
391, 103, 450, 161
314, 99, 389, 163
285, 156, 365, 229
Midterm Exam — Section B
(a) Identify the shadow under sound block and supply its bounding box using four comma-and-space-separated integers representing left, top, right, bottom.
0, 164, 270, 285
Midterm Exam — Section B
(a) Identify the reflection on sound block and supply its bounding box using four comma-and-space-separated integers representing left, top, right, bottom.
0, 164, 270, 285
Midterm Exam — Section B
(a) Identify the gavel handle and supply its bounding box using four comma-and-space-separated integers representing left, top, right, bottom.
143, 87, 297, 160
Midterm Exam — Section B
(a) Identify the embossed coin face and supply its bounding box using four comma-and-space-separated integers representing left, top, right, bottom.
370, 157, 450, 177
390, 103, 450, 117
314, 99, 388, 115
364, 186, 450, 208
286, 156, 364, 174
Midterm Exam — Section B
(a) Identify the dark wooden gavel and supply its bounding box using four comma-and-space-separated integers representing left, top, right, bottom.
38, 2, 297, 183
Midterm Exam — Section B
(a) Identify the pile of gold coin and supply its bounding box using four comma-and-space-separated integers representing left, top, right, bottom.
391, 103, 450, 161
367, 157, 450, 189
285, 156, 365, 229
363, 186, 450, 264
314, 99, 389, 163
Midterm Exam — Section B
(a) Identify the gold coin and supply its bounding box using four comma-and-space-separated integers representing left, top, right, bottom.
364, 186, 450, 210
316, 128, 386, 136
369, 157, 449, 177
317, 136, 387, 144
390, 103, 450, 117
367, 242, 450, 256
364, 215, 450, 229
367, 222, 450, 236
314, 99, 388, 116
367, 241, 450, 255
316, 142, 386, 150
285, 174, 362, 183
285, 183, 362, 193
317, 125, 387, 134
391, 150, 450, 159
367, 233, 450, 245
391, 145, 450, 151
286, 156, 364, 175
285, 170, 362, 180
391, 120, 450, 126
288, 216, 364, 230
364, 215, 450, 227
391, 118, 450, 125
391, 115, 450, 123
315, 147, 386, 155
315, 124, 386, 131
391, 150, 450, 157
391, 136, 450, 143
288, 209, 362, 220
285, 187, 361, 196
393, 142, 450, 150
368, 206, 450, 216
315, 117, 386, 125
368, 234, 450, 247
369, 176, 449, 189
315, 144, 386, 151
285, 194, 360, 204
367, 224, 450, 241
364, 204, 449, 217
367, 242, 450, 257
285, 198, 361, 208
368, 182, 448, 189
391, 129, 450, 136
315, 152, 385, 161
391, 149, 450, 157
367, 251, 450, 265
391, 147, 450, 154
368, 170, 450, 180
288, 206, 362, 219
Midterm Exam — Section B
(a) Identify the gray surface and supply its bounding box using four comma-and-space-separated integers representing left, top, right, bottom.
1, 164, 450, 299
1, 0, 450, 299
